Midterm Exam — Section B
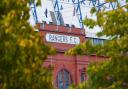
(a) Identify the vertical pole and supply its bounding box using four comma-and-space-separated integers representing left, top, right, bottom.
73, 0, 84, 29
29, 1, 38, 23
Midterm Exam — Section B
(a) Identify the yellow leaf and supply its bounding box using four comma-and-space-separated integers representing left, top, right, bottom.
24, 68, 31, 74
18, 38, 26, 47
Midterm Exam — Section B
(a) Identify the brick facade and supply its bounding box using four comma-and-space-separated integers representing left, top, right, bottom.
38, 23, 105, 89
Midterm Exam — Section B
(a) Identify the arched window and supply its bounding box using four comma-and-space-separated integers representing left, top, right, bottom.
56, 69, 72, 89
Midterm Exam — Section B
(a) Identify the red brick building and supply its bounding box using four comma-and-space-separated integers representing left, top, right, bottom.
38, 23, 105, 89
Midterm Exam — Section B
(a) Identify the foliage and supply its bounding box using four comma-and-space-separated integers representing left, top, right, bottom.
67, 3, 128, 89
65, 41, 96, 55
77, 56, 128, 89
0, 0, 54, 89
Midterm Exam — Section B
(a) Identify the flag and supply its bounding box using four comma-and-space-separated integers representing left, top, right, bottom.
44, 8, 48, 18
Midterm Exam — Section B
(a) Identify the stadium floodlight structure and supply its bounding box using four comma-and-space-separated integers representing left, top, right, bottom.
29, 0, 38, 23
30, 0, 128, 29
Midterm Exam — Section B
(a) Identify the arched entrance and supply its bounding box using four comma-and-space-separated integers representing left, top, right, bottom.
56, 69, 72, 89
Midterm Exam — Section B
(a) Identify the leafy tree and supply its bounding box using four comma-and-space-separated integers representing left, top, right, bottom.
0, 0, 54, 89
66, 2, 128, 89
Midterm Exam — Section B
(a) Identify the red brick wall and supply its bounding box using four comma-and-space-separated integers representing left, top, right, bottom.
38, 24, 105, 89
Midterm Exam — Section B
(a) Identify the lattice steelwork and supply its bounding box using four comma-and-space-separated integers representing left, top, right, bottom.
30, 0, 128, 29
29, 0, 38, 23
